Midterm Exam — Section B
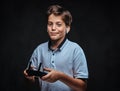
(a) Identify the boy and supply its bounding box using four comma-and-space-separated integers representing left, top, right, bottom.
24, 4, 88, 91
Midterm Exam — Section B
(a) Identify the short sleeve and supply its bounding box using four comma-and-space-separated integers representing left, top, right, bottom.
73, 45, 89, 79
27, 46, 42, 70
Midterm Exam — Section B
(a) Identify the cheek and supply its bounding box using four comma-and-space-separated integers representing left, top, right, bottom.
59, 29, 66, 35
47, 27, 51, 33
47, 26, 50, 30
61, 27, 66, 33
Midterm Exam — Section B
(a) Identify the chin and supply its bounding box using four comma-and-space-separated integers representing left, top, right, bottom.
50, 38, 58, 41
50, 36, 59, 41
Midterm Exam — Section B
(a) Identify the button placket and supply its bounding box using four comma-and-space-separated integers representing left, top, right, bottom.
50, 51, 56, 69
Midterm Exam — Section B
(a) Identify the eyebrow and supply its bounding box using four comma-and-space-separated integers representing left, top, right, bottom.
48, 21, 63, 23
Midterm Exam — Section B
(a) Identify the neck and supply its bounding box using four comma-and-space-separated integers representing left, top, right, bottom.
51, 37, 65, 50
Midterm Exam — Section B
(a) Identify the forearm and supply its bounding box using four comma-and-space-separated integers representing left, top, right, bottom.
41, 68, 87, 91
59, 72, 87, 91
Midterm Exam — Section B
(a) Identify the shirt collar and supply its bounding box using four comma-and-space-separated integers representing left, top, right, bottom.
48, 36, 67, 51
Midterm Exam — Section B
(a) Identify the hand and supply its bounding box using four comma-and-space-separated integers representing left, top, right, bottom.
23, 68, 35, 82
41, 68, 62, 83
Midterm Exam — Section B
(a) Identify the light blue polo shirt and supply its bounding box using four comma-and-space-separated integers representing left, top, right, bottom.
28, 38, 88, 91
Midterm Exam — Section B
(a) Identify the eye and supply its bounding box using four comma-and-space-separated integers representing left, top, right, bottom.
47, 22, 53, 26
56, 23, 62, 27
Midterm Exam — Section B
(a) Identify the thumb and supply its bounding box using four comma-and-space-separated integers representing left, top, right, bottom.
43, 67, 52, 72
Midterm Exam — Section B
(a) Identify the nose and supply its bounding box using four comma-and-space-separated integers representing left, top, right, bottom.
52, 24, 56, 30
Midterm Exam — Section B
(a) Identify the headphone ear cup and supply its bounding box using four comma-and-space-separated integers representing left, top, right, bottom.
66, 29, 68, 34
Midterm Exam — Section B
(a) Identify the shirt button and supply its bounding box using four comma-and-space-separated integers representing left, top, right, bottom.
52, 61, 54, 63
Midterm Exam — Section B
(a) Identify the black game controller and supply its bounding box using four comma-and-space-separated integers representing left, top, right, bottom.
26, 62, 47, 78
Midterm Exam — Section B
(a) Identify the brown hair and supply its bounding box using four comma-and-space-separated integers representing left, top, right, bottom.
46, 5, 72, 26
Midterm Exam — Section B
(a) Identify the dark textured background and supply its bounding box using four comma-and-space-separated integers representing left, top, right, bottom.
1, 0, 120, 91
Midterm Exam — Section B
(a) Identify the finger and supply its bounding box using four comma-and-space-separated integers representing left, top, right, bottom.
26, 76, 35, 82
23, 69, 28, 76
43, 67, 52, 72
41, 74, 55, 83
41, 72, 51, 80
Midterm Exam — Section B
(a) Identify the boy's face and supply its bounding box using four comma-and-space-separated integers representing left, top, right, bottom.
47, 14, 69, 41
